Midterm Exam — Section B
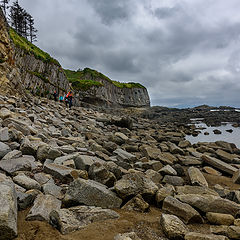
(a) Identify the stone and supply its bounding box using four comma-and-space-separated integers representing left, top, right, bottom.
159, 165, 177, 176
0, 156, 37, 175
176, 185, 218, 196
0, 108, 12, 120
176, 194, 240, 216
26, 194, 61, 222
114, 232, 141, 240
227, 226, 240, 239
74, 154, 95, 171
37, 145, 62, 162
185, 232, 229, 240
168, 142, 185, 155
88, 162, 116, 187
203, 166, 222, 176
43, 179, 63, 199
206, 212, 234, 225
188, 167, 208, 187
17, 189, 39, 210
115, 132, 128, 141
1, 149, 22, 161
122, 194, 150, 212
234, 218, 240, 226
34, 172, 52, 185
202, 155, 238, 175
114, 172, 158, 201
232, 169, 240, 184
160, 213, 188, 240
13, 173, 41, 190
158, 152, 177, 165
145, 169, 162, 185
155, 185, 175, 206
50, 206, 119, 235
0, 174, 17, 239
113, 148, 137, 163
162, 196, 203, 224
140, 146, 161, 159
0, 127, 9, 141
216, 149, 236, 163
178, 140, 191, 148
43, 163, 76, 183
64, 178, 122, 208
162, 175, 184, 186
210, 225, 228, 236
0, 141, 11, 159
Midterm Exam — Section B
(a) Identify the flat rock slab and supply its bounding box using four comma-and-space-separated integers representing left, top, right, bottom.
0, 174, 17, 240
162, 196, 203, 224
176, 185, 219, 196
185, 232, 229, 240
64, 178, 122, 208
50, 206, 119, 234
202, 155, 238, 175
176, 194, 240, 216
26, 194, 61, 222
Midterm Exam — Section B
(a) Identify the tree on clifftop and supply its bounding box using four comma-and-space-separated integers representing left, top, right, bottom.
28, 13, 37, 42
0, 0, 10, 16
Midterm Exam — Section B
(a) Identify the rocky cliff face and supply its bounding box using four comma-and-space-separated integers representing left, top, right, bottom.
0, 9, 22, 96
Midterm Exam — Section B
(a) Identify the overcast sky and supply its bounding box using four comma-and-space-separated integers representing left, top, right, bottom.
16, 0, 240, 108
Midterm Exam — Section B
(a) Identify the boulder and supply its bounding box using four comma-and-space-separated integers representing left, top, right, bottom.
162, 175, 184, 186
122, 194, 149, 212
185, 232, 229, 240
26, 194, 61, 222
74, 155, 95, 171
2, 149, 22, 161
113, 148, 137, 163
64, 178, 122, 208
156, 185, 175, 206
188, 167, 208, 187
227, 226, 240, 239
202, 155, 238, 175
162, 196, 203, 224
0, 141, 11, 159
159, 165, 177, 176
232, 169, 240, 184
216, 149, 236, 163
0, 127, 9, 142
50, 206, 119, 235
176, 194, 240, 216
140, 146, 161, 159
0, 174, 17, 239
43, 179, 63, 199
176, 185, 218, 196
13, 173, 41, 190
160, 213, 188, 240
206, 212, 234, 225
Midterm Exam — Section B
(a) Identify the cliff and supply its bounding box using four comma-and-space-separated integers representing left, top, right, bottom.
65, 68, 150, 107
0, 8, 150, 107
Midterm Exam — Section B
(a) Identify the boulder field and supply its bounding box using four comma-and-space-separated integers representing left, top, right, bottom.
1, 94, 240, 240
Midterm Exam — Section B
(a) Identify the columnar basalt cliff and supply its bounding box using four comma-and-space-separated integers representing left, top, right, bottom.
0, 9, 150, 107
65, 68, 150, 107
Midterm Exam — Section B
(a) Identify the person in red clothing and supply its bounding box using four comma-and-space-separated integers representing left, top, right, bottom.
66, 91, 73, 109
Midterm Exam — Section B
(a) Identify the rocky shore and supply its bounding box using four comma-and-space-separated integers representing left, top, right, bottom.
1, 95, 240, 240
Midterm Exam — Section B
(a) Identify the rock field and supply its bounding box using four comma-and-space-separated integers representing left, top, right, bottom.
1, 94, 240, 240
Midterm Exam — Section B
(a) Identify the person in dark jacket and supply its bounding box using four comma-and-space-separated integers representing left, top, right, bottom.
53, 91, 57, 101
66, 91, 73, 109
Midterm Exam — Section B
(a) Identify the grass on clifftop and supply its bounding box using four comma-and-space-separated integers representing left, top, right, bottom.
9, 28, 60, 66
64, 68, 145, 91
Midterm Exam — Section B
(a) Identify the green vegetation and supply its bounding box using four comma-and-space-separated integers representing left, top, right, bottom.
9, 28, 60, 66
27, 71, 49, 83
64, 68, 145, 91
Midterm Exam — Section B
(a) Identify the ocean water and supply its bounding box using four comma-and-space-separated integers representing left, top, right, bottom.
185, 122, 240, 148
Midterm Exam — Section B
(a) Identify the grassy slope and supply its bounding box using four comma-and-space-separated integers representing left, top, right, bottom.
64, 68, 145, 91
9, 28, 60, 66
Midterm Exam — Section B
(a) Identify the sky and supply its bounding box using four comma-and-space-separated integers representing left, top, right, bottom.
12, 0, 240, 108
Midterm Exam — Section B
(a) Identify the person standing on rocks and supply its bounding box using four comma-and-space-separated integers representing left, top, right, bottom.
53, 90, 58, 101
66, 90, 73, 109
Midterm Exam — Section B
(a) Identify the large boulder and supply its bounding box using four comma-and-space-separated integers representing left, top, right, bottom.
162, 196, 203, 224
50, 206, 119, 235
0, 173, 17, 239
176, 194, 240, 216
26, 194, 61, 222
64, 178, 122, 208
160, 213, 188, 240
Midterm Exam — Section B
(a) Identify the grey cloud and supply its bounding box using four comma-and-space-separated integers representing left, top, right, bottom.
154, 6, 180, 19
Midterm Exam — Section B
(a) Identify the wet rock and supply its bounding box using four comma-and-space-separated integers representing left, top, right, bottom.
213, 129, 222, 134
160, 213, 188, 240
64, 178, 122, 208
50, 206, 119, 235
26, 194, 61, 222
162, 196, 203, 224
